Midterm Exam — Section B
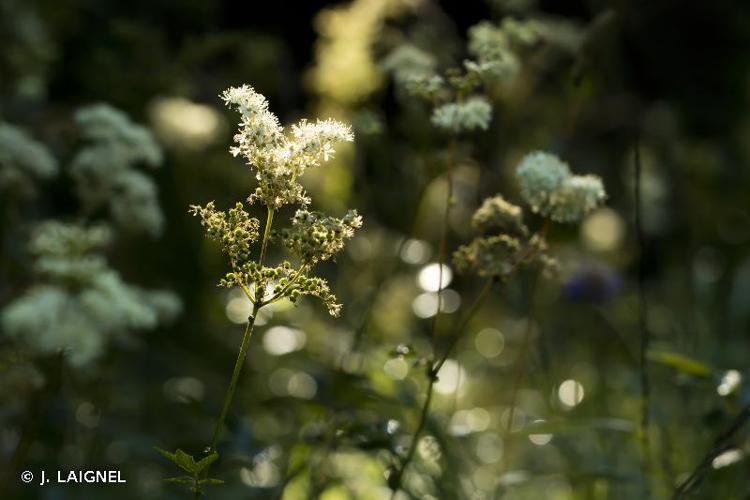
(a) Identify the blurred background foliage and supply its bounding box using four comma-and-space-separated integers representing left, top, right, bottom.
2, 0, 750, 499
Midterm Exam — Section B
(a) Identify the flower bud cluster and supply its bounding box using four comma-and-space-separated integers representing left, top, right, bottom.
471, 194, 528, 236
453, 195, 555, 279
281, 209, 363, 265
190, 202, 260, 264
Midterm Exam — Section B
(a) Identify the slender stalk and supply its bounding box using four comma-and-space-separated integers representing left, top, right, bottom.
389, 279, 494, 496
208, 303, 260, 451
496, 220, 551, 475
259, 205, 274, 268
195, 304, 259, 498
198, 206, 276, 496
389, 372, 435, 499
263, 264, 309, 306
634, 136, 652, 486
433, 278, 494, 374
500, 268, 540, 475
428, 138, 457, 342
672, 405, 750, 499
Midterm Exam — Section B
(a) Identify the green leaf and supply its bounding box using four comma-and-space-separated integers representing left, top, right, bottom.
647, 350, 713, 377
164, 476, 195, 484
193, 452, 219, 473
198, 478, 225, 486
155, 447, 178, 463
175, 449, 200, 474
155, 447, 202, 474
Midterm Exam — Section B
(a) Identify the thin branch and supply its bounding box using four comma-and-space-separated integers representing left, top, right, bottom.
499, 267, 540, 475
262, 264, 309, 306
389, 279, 494, 496
258, 205, 274, 269
672, 405, 750, 499
198, 302, 261, 496
634, 134, 652, 485
428, 137, 457, 343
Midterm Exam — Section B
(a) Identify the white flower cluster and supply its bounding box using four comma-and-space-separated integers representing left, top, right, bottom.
466, 18, 540, 83
221, 85, 354, 209
381, 44, 437, 86
431, 97, 493, 132
516, 151, 606, 222
70, 104, 165, 236
192, 85, 362, 316
2, 221, 180, 366
0, 123, 58, 198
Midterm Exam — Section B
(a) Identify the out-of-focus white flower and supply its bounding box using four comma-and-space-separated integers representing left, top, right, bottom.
516, 151, 606, 223
0, 122, 58, 197
431, 97, 493, 132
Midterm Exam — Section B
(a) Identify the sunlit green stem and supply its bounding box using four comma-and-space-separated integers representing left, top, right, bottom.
259, 205, 274, 268
209, 301, 260, 451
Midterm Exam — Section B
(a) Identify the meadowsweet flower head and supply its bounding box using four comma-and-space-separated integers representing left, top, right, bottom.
404, 74, 447, 101
382, 44, 437, 85
28, 221, 112, 284
71, 104, 166, 236
431, 97, 493, 132
500, 18, 542, 47
0, 123, 58, 197
468, 21, 511, 63
465, 18, 539, 83
549, 174, 607, 222
453, 235, 522, 278
516, 151, 571, 213
2, 220, 180, 367
75, 104, 162, 167
194, 85, 361, 316
221, 84, 353, 209
515, 151, 606, 222
454, 192, 558, 279
471, 195, 528, 236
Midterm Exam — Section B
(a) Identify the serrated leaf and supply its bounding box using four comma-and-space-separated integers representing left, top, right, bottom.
165, 476, 195, 484
198, 478, 224, 486
193, 452, 219, 473
156, 447, 201, 474
174, 449, 199, 474
648, 350, 713, 377
155, 447, 177, 462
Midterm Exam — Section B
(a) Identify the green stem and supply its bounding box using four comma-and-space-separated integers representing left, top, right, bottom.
196, 302, 260, 499
500, 268, 540, 475
209, 302, 260, 451
389, 279, 493, 496
428, 137, 457, 342
259, 205, 274, 269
